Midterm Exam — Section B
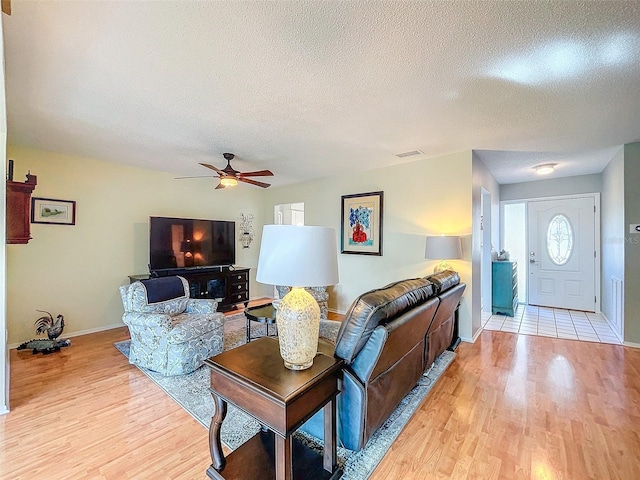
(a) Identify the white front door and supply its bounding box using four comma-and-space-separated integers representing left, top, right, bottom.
527, 196, 596, 311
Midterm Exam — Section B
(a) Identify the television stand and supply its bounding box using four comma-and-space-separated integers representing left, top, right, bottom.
129, 266, 250, 312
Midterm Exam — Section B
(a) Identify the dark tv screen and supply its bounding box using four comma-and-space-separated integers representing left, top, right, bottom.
149, 216, 235, 272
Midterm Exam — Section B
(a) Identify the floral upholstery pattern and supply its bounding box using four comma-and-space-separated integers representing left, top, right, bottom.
124, 276, 190, 315
119, 276, 225, 376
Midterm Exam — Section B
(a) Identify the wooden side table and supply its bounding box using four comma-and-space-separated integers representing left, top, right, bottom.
204, 337, 344, 480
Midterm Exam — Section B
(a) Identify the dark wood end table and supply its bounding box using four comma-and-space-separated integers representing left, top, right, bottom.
204, 336, 344, 480
244, 303, 278, 343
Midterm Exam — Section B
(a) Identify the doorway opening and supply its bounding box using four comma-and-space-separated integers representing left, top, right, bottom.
274, 203, 304, 226
272, 203, 304, 298
480, 189, 492, 314
502, 202, 527, 303
489, 194, 610, 344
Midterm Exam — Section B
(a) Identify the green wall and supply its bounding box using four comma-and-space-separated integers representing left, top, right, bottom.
624, 143, 640, 344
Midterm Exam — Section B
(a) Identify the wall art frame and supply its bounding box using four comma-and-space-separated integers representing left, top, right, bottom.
31, 197, 76, 225
341, 191, 383, 255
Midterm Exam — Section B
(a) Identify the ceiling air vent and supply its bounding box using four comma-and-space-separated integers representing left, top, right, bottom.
395, 150, 424, 158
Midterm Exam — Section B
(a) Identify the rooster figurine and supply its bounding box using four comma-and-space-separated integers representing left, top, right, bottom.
17, 310, 70, 354
35, 310, 65, 340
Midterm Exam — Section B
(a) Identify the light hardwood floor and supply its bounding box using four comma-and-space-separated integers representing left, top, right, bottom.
2, 307, 639, 479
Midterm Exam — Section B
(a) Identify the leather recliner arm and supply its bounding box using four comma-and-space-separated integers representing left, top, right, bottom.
349, 326, 388, 383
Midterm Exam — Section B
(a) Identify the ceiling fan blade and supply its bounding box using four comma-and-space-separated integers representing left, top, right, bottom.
238, 169, 274, 177
2, 0, 11, 15
199, 163, 226, 176
215, 182, 226, 190
238, 177, 271, 188
174, 175, 219, 179
197, 154, 274, 188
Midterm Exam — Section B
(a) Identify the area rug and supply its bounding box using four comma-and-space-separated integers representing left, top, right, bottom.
115, 313, 455, 479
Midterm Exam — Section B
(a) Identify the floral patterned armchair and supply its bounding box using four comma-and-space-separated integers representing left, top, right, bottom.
119, 276, 225, 376
276, 285, 329, 320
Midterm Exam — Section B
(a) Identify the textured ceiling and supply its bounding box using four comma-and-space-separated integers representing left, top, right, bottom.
3, 1, 640, 186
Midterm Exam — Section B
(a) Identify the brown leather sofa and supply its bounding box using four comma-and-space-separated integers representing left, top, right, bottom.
302, 270, 466, 451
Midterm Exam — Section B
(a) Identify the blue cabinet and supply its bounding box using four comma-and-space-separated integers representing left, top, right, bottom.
492, 261, 518, 316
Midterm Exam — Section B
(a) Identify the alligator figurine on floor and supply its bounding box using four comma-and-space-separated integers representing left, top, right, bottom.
17, 338, 71, 354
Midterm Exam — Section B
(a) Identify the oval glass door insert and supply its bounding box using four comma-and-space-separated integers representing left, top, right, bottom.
546, 214, 573, 265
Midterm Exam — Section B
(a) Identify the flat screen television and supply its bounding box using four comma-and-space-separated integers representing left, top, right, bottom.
149, 216, 235, 273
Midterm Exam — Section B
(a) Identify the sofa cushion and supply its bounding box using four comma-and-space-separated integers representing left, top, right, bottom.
426, 270, 460, 294
334, 278, 434, 364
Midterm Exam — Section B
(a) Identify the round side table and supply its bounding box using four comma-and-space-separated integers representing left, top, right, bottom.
244, 304, 277, 343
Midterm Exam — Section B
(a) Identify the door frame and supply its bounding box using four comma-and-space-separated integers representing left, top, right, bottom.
501, 192, 601, 313
481, 189, 492, 314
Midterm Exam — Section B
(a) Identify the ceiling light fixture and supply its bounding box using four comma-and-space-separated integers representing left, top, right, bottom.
534, 163, 556, 175
220, 176, 238, 187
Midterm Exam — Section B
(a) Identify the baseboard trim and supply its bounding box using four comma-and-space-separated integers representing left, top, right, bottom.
599, 312, 624, 343
623, 341, 640, 349
8, 322, 125, 350
460, 325, 484, 344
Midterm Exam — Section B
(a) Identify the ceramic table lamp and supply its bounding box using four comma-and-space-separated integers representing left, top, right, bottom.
256, 225, 339, 370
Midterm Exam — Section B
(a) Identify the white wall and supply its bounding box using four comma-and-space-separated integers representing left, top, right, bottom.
472, 153, 500, 340
601, 147, 624, 338
263, 151, 475, 338
1, 15, 8, 414
500, 174, 602, 201
6, 145, 267, 345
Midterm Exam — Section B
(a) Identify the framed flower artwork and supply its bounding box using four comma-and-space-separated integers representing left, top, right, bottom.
340, 191, 383, 255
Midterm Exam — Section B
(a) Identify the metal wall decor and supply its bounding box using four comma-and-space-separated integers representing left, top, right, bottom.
239, 213, 255, 248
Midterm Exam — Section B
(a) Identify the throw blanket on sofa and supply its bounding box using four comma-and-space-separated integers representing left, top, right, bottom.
141, 276, 186, 303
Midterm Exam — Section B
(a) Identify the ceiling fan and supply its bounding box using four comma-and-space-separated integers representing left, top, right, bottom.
176, 153, 274, 189
2, 0, 11, 15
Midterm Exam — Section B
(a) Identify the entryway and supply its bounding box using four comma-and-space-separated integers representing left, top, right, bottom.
527, 196, 596, 311
493, 193, 615, 344
482, 305, 620, 344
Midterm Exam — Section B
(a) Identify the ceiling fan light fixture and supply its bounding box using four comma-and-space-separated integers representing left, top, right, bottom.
195, 153, 273, 189
220, 176, 238, 187
534, 163, 556, 175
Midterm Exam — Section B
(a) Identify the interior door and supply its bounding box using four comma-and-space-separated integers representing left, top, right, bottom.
527, 196, 596, 311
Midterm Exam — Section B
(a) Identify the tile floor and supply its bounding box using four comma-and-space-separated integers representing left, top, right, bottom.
482, 304, 621, 345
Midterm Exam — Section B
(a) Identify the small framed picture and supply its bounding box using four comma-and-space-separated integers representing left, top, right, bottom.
31, 197, 76, 225
341, 191, 383, 255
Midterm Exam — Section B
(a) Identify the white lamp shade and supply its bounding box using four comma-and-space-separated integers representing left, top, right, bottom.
425, 235, 462, 260
256, 225, 339, 287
